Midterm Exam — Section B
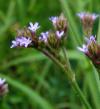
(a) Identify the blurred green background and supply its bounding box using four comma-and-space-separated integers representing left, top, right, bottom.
0, 0, 100, 109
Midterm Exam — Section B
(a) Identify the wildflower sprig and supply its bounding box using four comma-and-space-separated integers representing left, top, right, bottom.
77, 12, 100, 72
11, 13, 93, 109
11, 14, 67, 58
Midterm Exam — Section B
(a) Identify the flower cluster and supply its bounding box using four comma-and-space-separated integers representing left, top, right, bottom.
78, 35, 100, 68
11, 22, 40, 48
77, 12, 100, 69
77, 12, 98, 37
11, 12, 100, 69
0, 78, 8, 96
11, 14, 67, 53
11, 36, 32, 48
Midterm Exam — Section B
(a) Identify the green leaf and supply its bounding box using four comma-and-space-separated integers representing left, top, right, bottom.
0, 74, 54, 109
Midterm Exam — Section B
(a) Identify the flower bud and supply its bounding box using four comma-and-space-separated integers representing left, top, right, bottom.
47, 31, 58, 48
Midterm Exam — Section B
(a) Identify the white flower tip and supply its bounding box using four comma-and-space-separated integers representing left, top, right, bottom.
0, 78, 6, 85
56, 31, 64, 38
77, 44, 88, 53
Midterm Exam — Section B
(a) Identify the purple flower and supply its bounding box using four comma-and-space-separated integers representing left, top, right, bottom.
78, 35, 100, 68
56, 31, 64, 38
39, 32, 49, 43
0, 78, 6, 85
77, 35, 96, 54
77, 12, 98, 20
0, 78, 8, 95
49, 16, 58, 25
85, 35, 96, 45
28, 22, 40, 32
11, 36, 32, 48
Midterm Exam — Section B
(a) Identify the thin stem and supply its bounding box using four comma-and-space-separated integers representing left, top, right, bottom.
42, 49, 64, 69
61, 47, 92, 109
71, 80, 92, 109
62, 47, 72, 70
42, 48, 92, 109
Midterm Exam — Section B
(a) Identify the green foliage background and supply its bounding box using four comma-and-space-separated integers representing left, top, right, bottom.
0, 0, 100, 109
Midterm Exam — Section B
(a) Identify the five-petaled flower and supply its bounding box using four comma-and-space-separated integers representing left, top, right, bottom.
28, 22, 40, 33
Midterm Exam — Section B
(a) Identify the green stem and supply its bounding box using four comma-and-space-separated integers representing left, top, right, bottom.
42, 48, 92, 109
62, 47, 72, 70
62, 47, 92, 109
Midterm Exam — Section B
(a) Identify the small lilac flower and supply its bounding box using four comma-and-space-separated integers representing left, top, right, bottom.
85, 35, 96, 45
77, 12, 98, 20
49, 16, 58, 25
0, 78, 8, 95
77, 44, 88, 53
28, 22, 40, 32
78, 36, 96, 54
56, 31, 64, 38
39, 32, 49, 43
11, 36, 32, 48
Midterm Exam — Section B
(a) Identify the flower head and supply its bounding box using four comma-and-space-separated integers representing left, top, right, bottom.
28, 22, 40, 32
11, 36, 32, 48
78, 35, 100, 69
0, 78, 8, 96
77, 12, 99, 37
